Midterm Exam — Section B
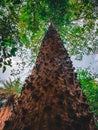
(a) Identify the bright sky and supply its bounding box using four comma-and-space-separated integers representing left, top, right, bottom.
0, 54, 98, 86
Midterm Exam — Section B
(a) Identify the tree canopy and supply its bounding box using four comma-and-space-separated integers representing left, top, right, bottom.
0, 0, 98, 71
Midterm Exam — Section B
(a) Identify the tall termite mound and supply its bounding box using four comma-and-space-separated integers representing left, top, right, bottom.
3, 24, 95, 130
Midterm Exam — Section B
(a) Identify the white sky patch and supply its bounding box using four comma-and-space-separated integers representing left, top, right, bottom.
72, 18, 85, 27
71, 54, 98, 74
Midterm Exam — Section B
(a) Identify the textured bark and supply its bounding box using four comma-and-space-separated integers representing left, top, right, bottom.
0, 95, 15, 130
0, 106, 11, 130
3, 24, 95, 130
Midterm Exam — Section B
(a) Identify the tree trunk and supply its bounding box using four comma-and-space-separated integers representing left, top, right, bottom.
0, 106, 11, 130
3, 24, 95, 130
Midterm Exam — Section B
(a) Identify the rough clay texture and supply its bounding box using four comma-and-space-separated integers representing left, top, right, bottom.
3, 24, 95, 130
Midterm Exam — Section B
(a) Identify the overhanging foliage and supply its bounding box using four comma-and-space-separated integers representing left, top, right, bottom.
0, 0, 98, 71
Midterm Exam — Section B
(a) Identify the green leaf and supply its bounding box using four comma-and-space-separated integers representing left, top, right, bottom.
11, 47, 18, 56
4, 42, 11, 46
21, 34, 29, 44
0, 58, 3, 62
3, 66, 6, 73
0, 64, 2, 68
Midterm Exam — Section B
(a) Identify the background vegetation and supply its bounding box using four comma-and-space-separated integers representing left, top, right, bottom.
0, 0, 98, 70
77, 69, 98, 128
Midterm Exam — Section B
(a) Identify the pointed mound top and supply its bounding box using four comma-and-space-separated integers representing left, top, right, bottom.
39, 23, 66, 56
47, 22, 56, 31
43, 23, 59, 40
34, 24, 70, 81
35, 23, 68, 76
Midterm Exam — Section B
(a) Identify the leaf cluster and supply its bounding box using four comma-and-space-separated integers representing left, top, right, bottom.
0, 0, 98, 71
0, 78, 23, 108
77, 69, 98, 128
